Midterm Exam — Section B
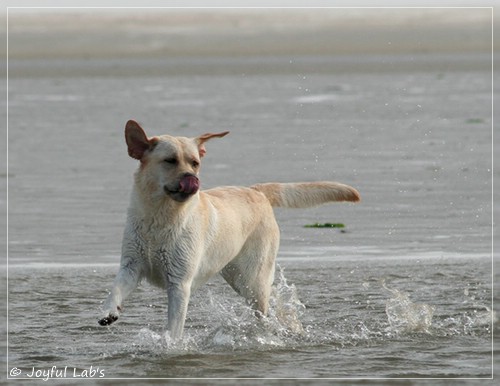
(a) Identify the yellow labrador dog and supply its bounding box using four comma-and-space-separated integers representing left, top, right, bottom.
99, 120, 360, 339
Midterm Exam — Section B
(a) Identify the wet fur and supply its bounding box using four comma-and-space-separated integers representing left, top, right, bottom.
99, 120, 360, 339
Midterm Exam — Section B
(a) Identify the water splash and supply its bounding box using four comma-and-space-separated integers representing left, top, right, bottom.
131, 266, 307, 352
382, 280, 435, 334
204, 265, 307, 349
133, 327, 199, 354
124, 271, 492, 356
268, 265, 306, 335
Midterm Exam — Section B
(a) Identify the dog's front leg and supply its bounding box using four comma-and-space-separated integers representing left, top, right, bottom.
166, 281, 191, 340
98, 259, 142, 326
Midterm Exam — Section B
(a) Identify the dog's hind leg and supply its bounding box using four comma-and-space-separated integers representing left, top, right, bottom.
221, 252, 276, 316
220, 222, 279, 316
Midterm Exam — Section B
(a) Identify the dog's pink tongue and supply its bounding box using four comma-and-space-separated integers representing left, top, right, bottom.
179, 175, 200, 194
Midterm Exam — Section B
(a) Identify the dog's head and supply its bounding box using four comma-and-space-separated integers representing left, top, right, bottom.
125, 120, 229, 203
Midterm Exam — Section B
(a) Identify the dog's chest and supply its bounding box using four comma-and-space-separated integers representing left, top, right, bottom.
130, 220, 198, 287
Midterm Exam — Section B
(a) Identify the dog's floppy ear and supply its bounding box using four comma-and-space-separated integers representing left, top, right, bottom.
195, 131, 229, 157
125, 120, 154, 160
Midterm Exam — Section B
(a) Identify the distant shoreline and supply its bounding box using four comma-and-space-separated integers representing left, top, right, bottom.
7, 53, 492, 78
6, 8, 493, 61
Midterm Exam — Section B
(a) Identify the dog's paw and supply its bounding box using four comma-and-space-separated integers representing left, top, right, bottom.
98, 314, 119, 326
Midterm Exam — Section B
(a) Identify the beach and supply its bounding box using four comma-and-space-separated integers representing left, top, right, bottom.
3, 7, 497, 383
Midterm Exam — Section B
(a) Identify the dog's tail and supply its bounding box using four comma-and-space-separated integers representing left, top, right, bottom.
251, 181, 360, 208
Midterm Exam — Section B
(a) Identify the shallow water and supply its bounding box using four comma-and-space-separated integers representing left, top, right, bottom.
6, 256, 494, 379
5, 52, 496, 382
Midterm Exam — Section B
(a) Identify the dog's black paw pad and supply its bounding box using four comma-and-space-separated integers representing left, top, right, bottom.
98, 315, 118, 326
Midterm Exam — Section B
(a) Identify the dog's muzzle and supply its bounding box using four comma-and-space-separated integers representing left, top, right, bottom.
179, 174, 200, 195
165, 174, 200, 202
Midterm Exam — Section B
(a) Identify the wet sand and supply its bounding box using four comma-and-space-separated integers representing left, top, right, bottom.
6, 8, 493, 71
2, 7, 497, 383
3, 7, 495, 256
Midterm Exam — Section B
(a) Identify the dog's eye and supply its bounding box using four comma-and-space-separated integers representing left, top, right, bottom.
192, 160, 200, 168
164, 158, 178, 165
